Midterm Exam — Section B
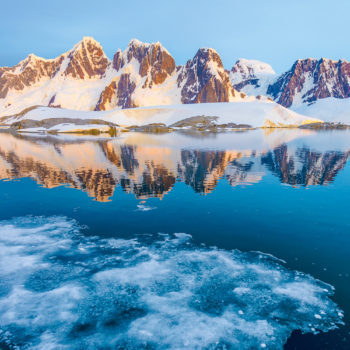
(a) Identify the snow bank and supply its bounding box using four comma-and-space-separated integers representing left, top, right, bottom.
2, 101, 321, 133
294, 98, 350, 124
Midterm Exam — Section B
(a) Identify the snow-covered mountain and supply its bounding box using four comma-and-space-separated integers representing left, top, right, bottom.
229, 59, 277, 97
230, 57, 350, 108
2, 37, 350, 123
0, 37, 111, 115
0, 38, 241, 117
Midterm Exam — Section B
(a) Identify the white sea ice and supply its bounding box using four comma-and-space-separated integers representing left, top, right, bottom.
0, 216, 344, 349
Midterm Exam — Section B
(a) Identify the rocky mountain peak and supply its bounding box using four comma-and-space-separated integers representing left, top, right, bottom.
178, 47, 237, 104
192, 48, 224, 71
124, 39, 175, 81
139, 43, 175, 86
112, 39, 175, 83
124, 39, 151, 64
63, 37, 110, 79
128, 38, 147, 47
15, 53, 58, 72
20, 53, 42, 66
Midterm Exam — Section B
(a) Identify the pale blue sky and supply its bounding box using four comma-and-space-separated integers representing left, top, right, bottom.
1, 0, 349, 73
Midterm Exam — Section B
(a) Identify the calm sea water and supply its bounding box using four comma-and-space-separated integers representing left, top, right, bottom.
0, 129, 349, 349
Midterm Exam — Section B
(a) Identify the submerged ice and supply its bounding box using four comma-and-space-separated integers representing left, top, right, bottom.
0, 217, 344, 349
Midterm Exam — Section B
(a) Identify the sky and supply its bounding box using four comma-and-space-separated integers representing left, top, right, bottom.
1, 0, 349, 73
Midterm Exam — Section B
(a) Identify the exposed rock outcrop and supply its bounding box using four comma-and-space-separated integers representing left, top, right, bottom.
95, 73, 137, 110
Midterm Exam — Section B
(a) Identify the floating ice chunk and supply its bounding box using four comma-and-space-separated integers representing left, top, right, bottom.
234, 287, 250, 295
136, 204, 157, 211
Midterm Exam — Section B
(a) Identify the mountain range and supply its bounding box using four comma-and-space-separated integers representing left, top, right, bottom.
1, 37, 350, 120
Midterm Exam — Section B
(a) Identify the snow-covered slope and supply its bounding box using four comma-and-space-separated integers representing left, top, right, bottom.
1, 101, 321, 133
230, 59, 277, 96
294, 97, 350, 123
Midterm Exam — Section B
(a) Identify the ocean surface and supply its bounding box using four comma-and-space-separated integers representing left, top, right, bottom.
0, 129, 349, 349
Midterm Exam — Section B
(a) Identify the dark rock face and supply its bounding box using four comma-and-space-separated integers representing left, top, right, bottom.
138, 43, 176, 86
268, 58, 350, 107
178, 48, 236, 104
116, 74, 137, 109
233, 77, 260, 92
95, 73, 137, 110
112, 50, 123, 71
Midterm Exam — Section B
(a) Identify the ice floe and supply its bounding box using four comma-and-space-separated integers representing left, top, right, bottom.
0, 217, 344, 349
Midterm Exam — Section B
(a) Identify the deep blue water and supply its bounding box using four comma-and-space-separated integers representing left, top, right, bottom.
0, 130, 349, 349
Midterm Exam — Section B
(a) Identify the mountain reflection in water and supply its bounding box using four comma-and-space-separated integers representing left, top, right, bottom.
0, 130, 349, 201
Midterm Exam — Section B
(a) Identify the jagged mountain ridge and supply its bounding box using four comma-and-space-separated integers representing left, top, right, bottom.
1, 37, 350, 118
0, 37, 241, 117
